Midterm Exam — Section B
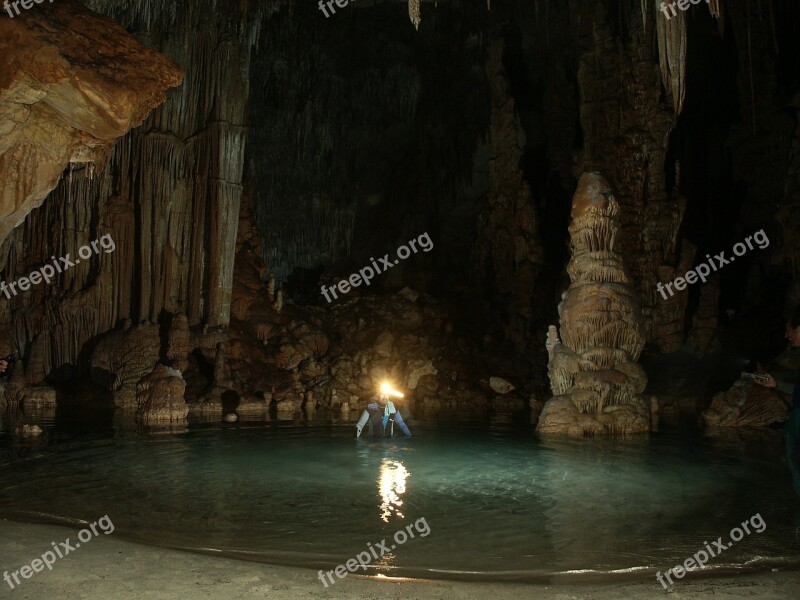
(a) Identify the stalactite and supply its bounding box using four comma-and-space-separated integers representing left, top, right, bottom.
409, 0, 421, 30
2, 0, 278, 383
641, 0, 647, 32
655, 0, 687, 115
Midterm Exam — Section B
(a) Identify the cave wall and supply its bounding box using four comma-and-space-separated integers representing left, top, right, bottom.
247, 2, 489, 295
2, 0, 799, 395
472, 38, 544, 353
725, 0, 794, 313
0, 0, 278, 382
0, 0, 182, 248
573, 2, 683, 350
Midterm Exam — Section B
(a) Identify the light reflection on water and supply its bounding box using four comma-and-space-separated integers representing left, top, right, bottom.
379, 459, 409, 522
0, 423, 798, 582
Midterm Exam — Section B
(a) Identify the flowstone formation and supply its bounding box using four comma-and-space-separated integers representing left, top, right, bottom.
537, 173, 649, 436
0, 0, 183, 245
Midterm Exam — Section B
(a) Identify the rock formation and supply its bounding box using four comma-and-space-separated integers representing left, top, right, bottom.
701, 383, 791, 428
135, 364, 188, 425
574, 4, 688, 348
537, 173, 649, 436
17, 387, 57, 412
0, 0, 182, 245
686, 278, 721, 356
90, 324, 161, 407
1, 0, 265, 395
166, 314, 190, 372
474, 38, 544, 353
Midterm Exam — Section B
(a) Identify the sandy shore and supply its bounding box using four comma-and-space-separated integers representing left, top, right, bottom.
1, 520, 798, 599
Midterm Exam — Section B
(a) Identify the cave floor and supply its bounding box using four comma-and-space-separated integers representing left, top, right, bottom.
1, 520, 798, 599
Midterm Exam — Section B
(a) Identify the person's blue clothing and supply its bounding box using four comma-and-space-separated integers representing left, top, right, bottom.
356, 400, 412, 437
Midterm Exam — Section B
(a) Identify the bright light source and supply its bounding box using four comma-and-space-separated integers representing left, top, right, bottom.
380, 381, 404, 398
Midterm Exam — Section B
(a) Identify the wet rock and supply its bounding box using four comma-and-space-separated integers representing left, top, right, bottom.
303, 391, 317, 417
237, 394, 269, 416
275, 393, 302, 417
18, 386, 57, 411
135, 364, 188, 425
188, 400, 223, 421
90, 324, 161, 407
529, 394, 545, 425
701, 383, 791, 428
537, 396, 650, 436
16, 424, 43, 437
489, 376, 515, 394
407, 360, 438, 390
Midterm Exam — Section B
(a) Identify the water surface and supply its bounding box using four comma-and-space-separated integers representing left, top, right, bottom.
1, 421, 798, 581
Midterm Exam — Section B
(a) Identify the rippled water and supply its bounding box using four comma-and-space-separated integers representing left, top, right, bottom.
1, 422, 799, 581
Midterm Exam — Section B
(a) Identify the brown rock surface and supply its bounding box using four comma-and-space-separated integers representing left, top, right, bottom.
1, 0, 261, 390
538, 173, 650, 436
473, 38, 544, 353
89, 324, 161, 407
136, 364, 188, 425
0, 0, 182, 245
702, 382, 791, 428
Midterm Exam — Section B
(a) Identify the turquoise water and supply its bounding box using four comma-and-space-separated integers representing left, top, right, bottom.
0, 422, 799, 582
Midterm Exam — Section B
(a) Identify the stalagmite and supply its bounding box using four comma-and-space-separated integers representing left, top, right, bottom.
537, 173, 650, 436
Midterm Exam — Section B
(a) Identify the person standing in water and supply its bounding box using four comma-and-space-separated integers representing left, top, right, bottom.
755, 307, 800, 498
355, 382, 412, 438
